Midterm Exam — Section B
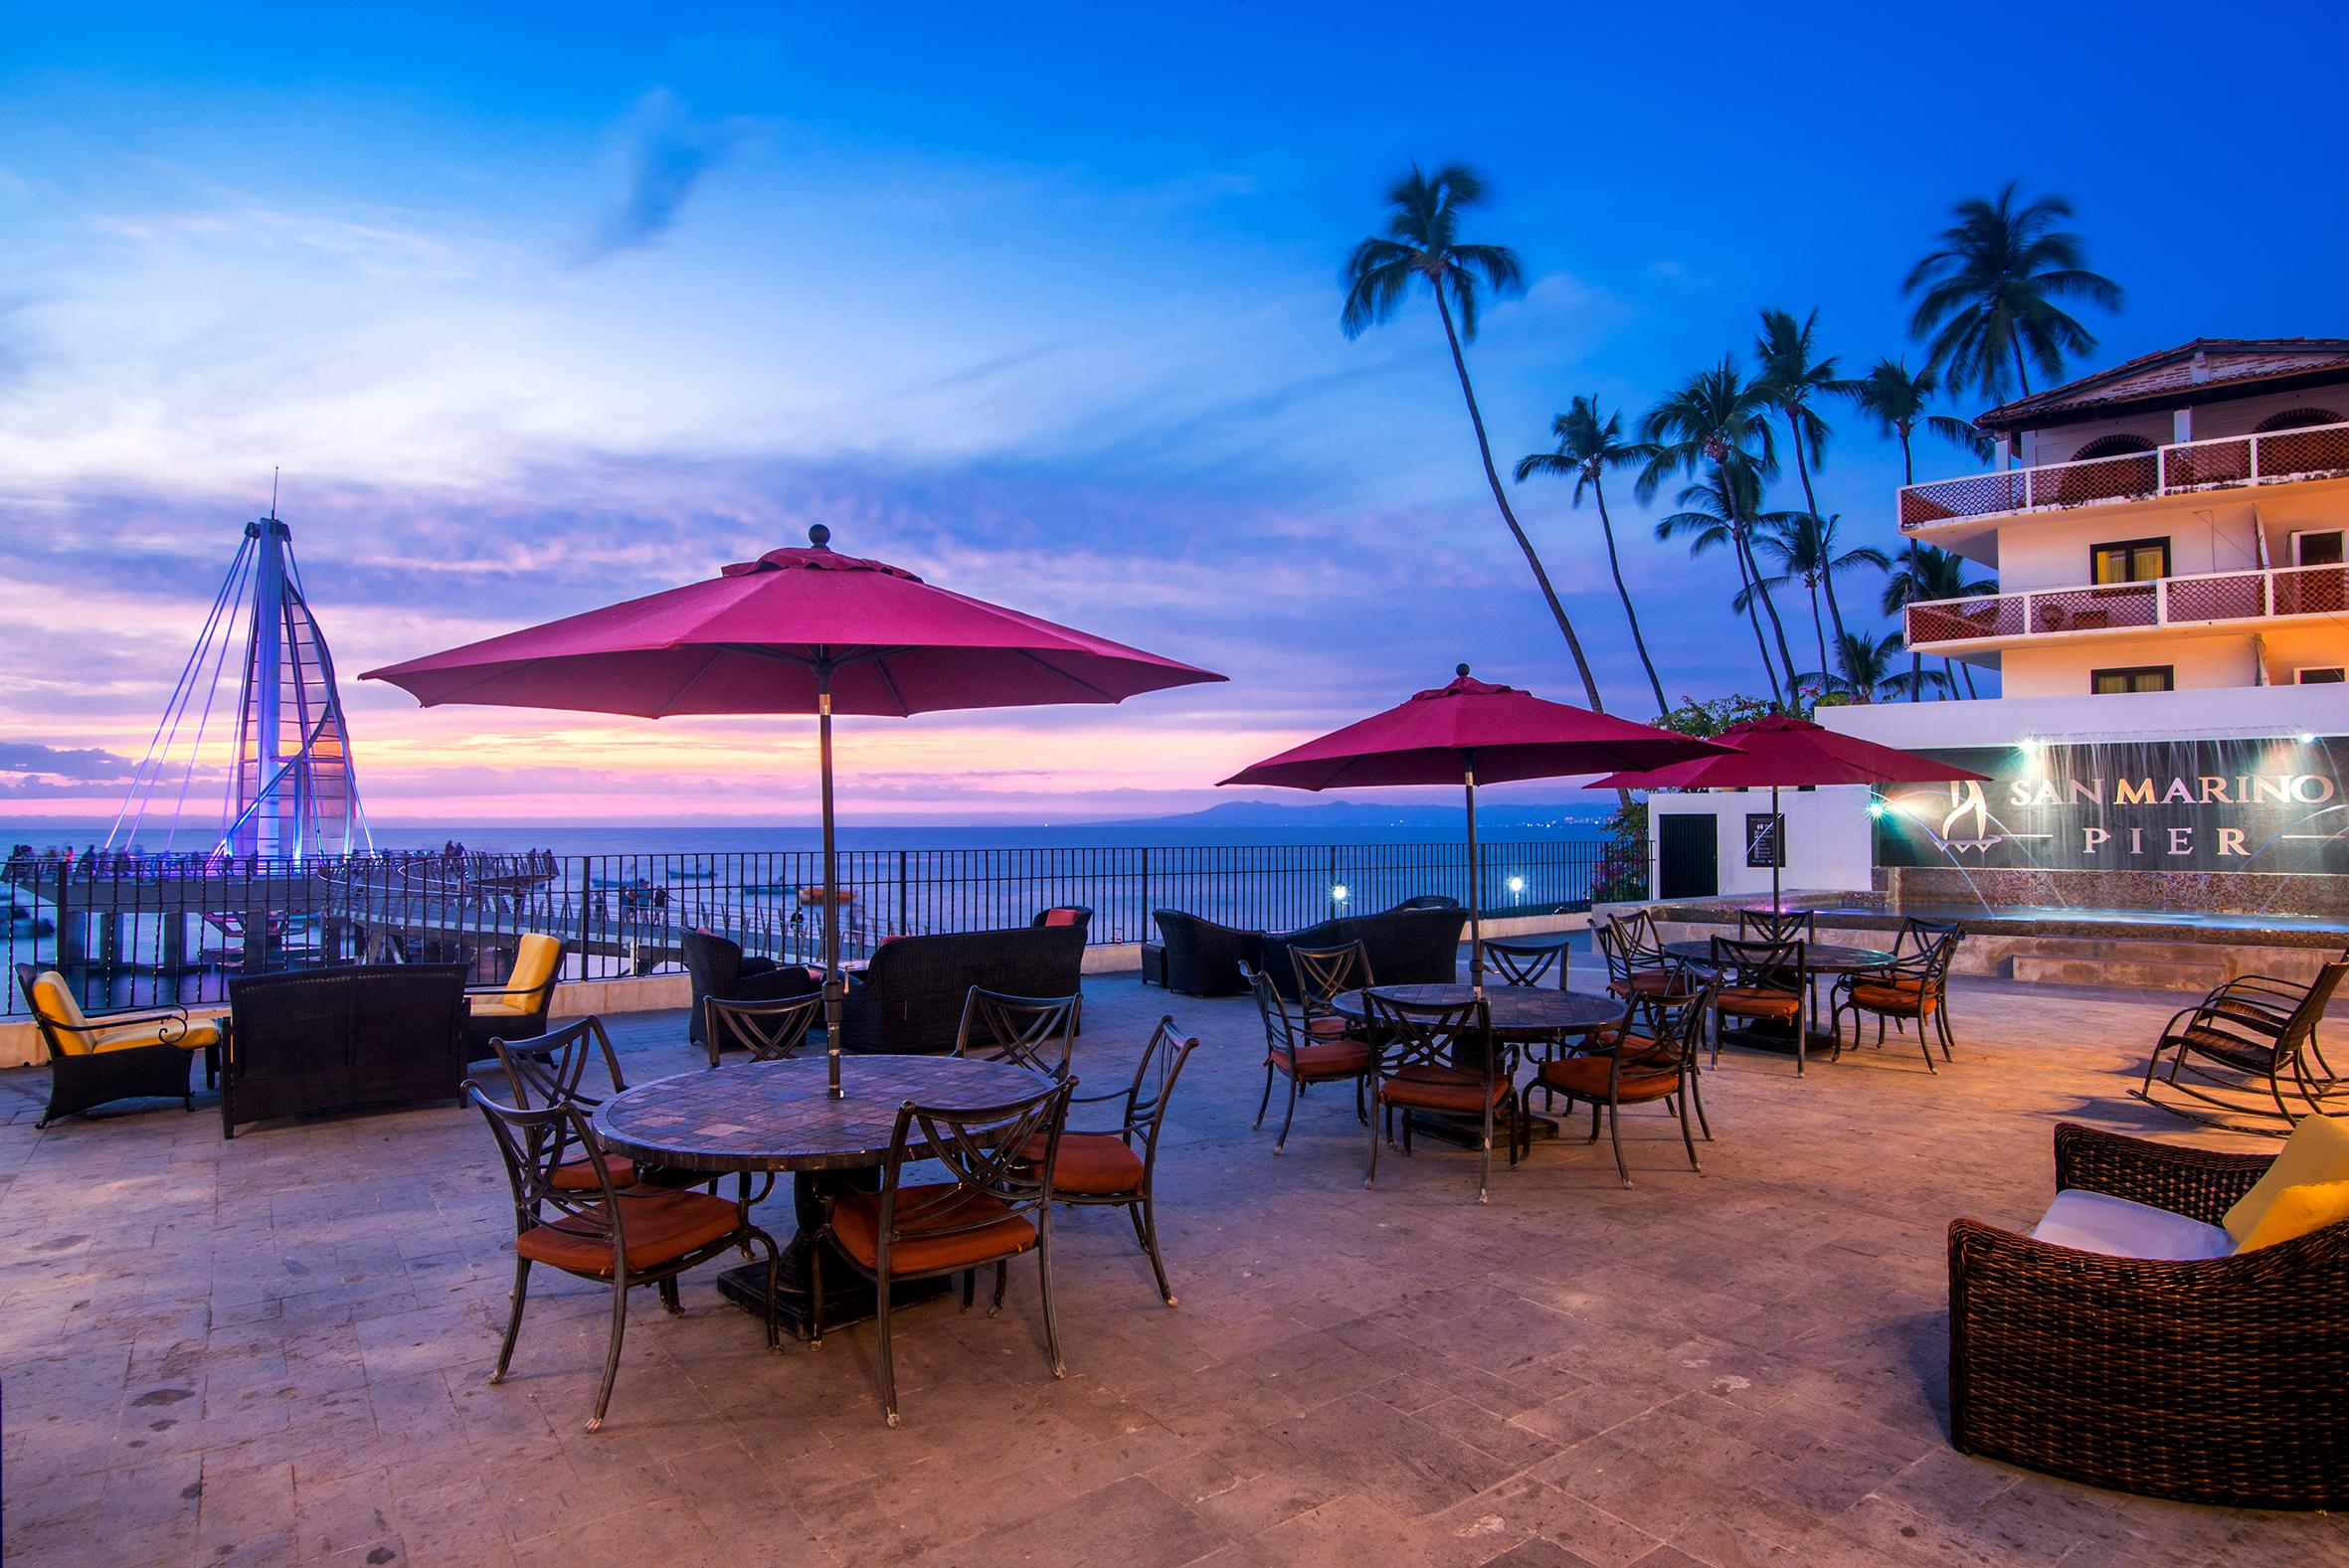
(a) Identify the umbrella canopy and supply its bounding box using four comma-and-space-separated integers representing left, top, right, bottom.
1588, 713, 1987, 913
1219, 667, 1733, 987
363, 528, 1220, 716
1586, 712, 1986, 792
1220, 670, 1731, 790
366, 525, 1224, 1097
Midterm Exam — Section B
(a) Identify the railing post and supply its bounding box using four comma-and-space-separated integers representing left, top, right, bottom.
897, 848, 909, 939
2156, 578, 2168, 625
1140, 846, 1151, 941
575, 857, 593, 974
2250, 433, 2260, 484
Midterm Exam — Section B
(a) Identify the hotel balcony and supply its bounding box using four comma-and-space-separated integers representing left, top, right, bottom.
1897, 419, 2349, 531
1903, 562, 2349, 652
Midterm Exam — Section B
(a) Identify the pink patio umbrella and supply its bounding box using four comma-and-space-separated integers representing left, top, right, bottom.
1218, 666, 1732, 988
365, 525, 1224, 1097
1589, 712, 1988, 913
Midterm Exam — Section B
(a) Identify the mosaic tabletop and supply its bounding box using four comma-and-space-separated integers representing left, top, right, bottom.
592, 1054, 1049, 1174
1661, 940, 1896, 974
1330, 984, 1620, 1036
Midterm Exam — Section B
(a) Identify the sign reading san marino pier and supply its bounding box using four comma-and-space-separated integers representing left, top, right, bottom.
1875, 737, 2346, 874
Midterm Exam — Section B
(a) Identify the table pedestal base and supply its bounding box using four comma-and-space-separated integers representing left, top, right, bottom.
1403, 1109, 1561, 1149
1716, 1020, 1841, 1059
711, 1165, 951, 1341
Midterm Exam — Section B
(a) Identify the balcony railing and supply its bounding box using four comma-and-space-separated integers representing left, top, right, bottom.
1898, 419, 2349, 529
1904, 562, 2349, 648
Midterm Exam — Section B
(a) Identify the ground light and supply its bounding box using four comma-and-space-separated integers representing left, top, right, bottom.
1507, 875, 1525, 894
1330, 884, 1349, 904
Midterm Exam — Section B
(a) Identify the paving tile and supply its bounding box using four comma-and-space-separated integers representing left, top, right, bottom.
0, 970, 2336, 1568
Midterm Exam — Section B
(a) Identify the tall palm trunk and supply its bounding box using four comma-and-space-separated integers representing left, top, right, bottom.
1784, 418, 1855, 664
1733, 519, 1801, 692
2011, 340, 2032, 399
1804, 576, 1830, 687
1589, 476, 1669, 716
1724, 530, 1782, 703
1431, 289, 1606, 713
1897, 426, 1923, 701
1818, 561, 1854, 660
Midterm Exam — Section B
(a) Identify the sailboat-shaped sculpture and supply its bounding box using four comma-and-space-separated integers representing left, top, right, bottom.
110, 507, 371, 861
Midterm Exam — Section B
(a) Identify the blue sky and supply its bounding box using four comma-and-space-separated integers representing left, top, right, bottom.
3, 2, 2345, 823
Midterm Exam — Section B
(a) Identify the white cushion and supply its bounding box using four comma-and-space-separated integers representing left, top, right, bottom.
2030, 1189, 2235, 1261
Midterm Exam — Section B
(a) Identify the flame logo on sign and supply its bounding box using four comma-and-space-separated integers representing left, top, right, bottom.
1941, 781, 1988, 841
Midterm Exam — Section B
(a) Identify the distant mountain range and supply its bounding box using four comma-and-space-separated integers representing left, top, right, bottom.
1087, 798, 1613, 830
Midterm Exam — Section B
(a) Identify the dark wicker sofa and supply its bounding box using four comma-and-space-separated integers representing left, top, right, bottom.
681, 929, 818, 1046
832, 926, 1086, 1055
223, 962, 469, 1136
1947, 1122, 2349, 1508
1152, 911, 1264, 997
1258, 898, 1467, 999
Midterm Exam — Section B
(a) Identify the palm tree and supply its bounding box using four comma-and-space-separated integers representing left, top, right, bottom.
1637, 360, 1801, 693
1657, 469, 1787, 702
1753, 307, 1840, 526
1903, 183, 2124, 402
1750, 513, 1891, 678
1342, 164, 1607, 712
1838, 357, 1992, 698
1807, 628, 1908, 703
1515, 397, 1668, 716
1883, 545, 1997, 698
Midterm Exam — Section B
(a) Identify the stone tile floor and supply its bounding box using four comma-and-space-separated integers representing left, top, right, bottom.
3, 952, 2345, 1567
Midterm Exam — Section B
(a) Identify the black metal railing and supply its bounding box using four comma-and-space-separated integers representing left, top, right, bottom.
2, 836, 1640, 1016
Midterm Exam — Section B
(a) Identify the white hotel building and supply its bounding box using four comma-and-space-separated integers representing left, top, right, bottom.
1646, 339, 2348, 922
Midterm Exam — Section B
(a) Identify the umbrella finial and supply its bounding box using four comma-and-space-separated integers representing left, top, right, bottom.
1456, 662, 1471, 678
808, 524, 832, 550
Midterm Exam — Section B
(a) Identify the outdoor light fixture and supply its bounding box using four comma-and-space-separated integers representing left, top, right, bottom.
1331, 883, 1349, 903
1867, 797, 1888, 819
1508, 875, 1525, 894
2300, 734, 2319, 745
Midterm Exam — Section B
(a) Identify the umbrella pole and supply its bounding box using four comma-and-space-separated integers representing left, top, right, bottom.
818, 666, 844, 1099
1771, 784, 1782, 915
1462, 755, 1485, 993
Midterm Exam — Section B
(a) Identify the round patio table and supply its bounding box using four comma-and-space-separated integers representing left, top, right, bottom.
1329, 984, 1622, 1146
1659, 939, 1897, 1056
593, 1054, 1047, 1339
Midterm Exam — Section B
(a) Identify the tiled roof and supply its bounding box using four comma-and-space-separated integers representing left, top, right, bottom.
1974, 338, 2349, 431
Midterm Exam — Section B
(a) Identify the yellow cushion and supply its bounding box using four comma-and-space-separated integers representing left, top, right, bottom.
507, 934, 561, 995
2224, 1115, 2349, 1246
30, 971, 90, 1044
2238, 1180, 2349, 1251
468, 995, 535, 1017
91, 1017, 223, 1054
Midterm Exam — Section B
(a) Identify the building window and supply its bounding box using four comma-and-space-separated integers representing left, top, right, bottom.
2296, 666, 2345, 685
2090, 538, 2170, 584
2291, 529, 2345, 567
2090, 665, 2175, 695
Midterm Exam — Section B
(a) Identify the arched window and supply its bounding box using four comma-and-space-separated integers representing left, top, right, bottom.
2059, 434, 2157, 505
2253, 407, 2343, 433
2254, 407, 2348, 481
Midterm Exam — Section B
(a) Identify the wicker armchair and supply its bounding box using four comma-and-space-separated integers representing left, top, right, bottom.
460, 934, 565, 1063
15, 964, 222, 1127
1947, 1123, 2349, 1508
1152, 910, 1264, 997
680, 929, 817, 1047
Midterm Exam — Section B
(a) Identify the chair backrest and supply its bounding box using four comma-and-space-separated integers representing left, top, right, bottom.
1288, 940, 1372, 1012
491, 1017, 628, 1108
877, 1078, 1076, 1256
1895, 927, 1963, 992
1620, 974, 1723, 1070
15, 964, 88, 1056
466, 1080, 625, 1249
1897, 916, 1965, 960
1483, 938, 1565, 989
1246, 965, 1307, 1060
1112, 1016, 1202, 1168
1361, 988, 1492, 1083
1711, 936, 1805, 992
1739, 910, 1815, 945
706, 991, 824, 1063
504, 934, 564, 998
2280, 962, 2349, 1049
953, 987, 1080, 1079
1033, 905, 1092, 934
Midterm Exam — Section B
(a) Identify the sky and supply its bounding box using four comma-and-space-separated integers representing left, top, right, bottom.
4, 2, 2346, 828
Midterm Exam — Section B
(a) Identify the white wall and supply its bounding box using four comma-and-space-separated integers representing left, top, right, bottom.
1648, 784, 1876, 900
1991, 498, 2264, 591
1999, 631, 2262, 698
1818, 684, 2345, 750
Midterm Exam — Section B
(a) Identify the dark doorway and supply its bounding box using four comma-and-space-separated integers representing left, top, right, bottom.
1657, 813, 1718, 901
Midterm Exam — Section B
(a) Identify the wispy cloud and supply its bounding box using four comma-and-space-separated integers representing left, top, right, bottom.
583, 89, 755, 261
0, 742, 135, 784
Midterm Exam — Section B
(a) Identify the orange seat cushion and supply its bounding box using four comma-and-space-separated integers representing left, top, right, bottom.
1609, 971, 1679, 998
1022, 1131, 1146, 1195
1304, 1014, 1353, 1038
1850, 982, 1936, 1014
1717, 987, 1801, 1021
550, 1154, 637, 1192
1376, 1064, 1505, 1114
1536, 1055, 1680, 1104
829, 1184, 1038, 1274
1278, 1039, 1370, 1079
515, 1190, 741, 1277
